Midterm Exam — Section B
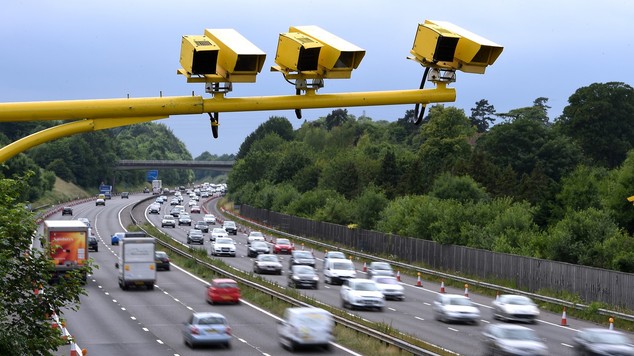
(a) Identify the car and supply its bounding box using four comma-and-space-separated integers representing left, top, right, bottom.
170, 198, 180, 205
273, 238, 294, 254
111, 232, 125, 245
482, 324, 548, 355
211, 237, 236, 257
188, 200, 197, 207
367, 261, 394, 278
143, 187, 150, 193
210, 227, 228, 242
289, 250, 316, 269
88, 235, 98, 252
190, 205, 201, 214
61, 206, 73, 216
247, 240, 271, 257
206, 278, 240, 305
170, 206, 184, 217
155, 197, 164, 204
161, 215, 176, 228
492, 294, 540, 323
178, 213, 192, 226
182, 312, 232, 349
253, 254, 283, 275
121, 191, 129, 199
204, 214, 216, 225
340, 278, 385, 311
194, 221, 209, 233
247, 231, 265, 245
223, 221, 238, 235
154, 251, 170, 271
371, 276, 405, 301
77, 217, 90, 228
186, 229, 204, 245
323, 259, 357, 285
573, 328, 634, 356
433, 294, 481, 324
96, 197, 105, 206
323, 250, 347, 269
278, 307, 334, 352
148, 203, 161, 214
288, 265, 319, 289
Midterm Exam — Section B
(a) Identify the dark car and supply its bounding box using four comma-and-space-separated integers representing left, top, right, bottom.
289, 250, 316, 269
222, 221, 238, 235
287, 265, 319, 289
88, 235, 98, 252
195, 221, 209, 233
179, 214, 192, 226
187, 229, 204, 245
155, 251, 170, 271
121, 191, 129, 199
573, 328, 634, 356
61, 206, 73, 216
247, 241, 270, 257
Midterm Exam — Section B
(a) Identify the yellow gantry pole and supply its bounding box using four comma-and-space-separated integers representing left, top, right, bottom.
0, 85, 455, 161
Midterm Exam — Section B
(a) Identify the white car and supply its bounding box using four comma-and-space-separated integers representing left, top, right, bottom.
370, 276, 405, 301
203, 214, 216, 225
340, 278, 385, 311
278, 307, 334, 352
211, 237, 236, 257
247, 231, 266, 245
210, 227, 228, 242
491, 295, 540, 323
433, 294, 480, 324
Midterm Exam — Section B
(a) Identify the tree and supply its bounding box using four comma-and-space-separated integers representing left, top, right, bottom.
429, 173, 489, 203
324, 109, 353, 131
352, 185, 387, 230
0, 174, 91, 355
236, 116, 294, 159
555, 82, 634, 168
469, 99, 496, 133
496, 97, 551, 124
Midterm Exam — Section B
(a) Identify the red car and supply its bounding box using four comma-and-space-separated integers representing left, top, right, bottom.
190, 205, 201, 214
206, 279, 240, 305
273, 238, 294, 254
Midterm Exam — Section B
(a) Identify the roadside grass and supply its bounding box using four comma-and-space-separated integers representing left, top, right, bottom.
33, 177, 92, 208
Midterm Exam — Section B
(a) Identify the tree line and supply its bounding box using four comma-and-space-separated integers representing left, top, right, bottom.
227, 82, 634, 272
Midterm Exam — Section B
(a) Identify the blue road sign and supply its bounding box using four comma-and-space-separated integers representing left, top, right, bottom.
146, 170, 158, 183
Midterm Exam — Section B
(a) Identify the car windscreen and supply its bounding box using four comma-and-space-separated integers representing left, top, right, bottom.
216, 238, 233, 244
333, 262, 354, 270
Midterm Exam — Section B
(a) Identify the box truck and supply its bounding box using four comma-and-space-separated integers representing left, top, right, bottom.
152, 180, 162, 195
116, 235, 156, 290
44, 220, 89, 282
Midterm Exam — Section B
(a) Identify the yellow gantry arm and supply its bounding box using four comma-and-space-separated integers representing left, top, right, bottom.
0, 116, 163, 163
0, 85, 455, 162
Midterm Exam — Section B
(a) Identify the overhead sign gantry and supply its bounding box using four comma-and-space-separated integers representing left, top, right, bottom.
0, 21, 502, 162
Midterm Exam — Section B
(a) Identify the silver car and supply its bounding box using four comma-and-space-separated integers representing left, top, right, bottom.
253, 254, 283, 275
482, 324, 548, 356
433, 294, 480, 324
492, 294, 540, 323
367, 261, 394, 278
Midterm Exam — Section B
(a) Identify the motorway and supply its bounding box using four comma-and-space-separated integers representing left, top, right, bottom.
44, 192, 629, 356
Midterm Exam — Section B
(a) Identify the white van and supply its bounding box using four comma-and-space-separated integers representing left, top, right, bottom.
323, 258, 357, 285
115, 236, 156, 290
278, 307, 334, 352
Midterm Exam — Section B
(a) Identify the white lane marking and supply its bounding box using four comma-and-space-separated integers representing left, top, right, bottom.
448, 327, 459, 332
562, 343, 574, 348
388, 307, 396, 311
142, 327, 149, 332
157, 339, 164, 344
415, 316, 425, 321
131, 317, 136, 321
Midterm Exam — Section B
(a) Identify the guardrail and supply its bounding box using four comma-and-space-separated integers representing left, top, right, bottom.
129, 197, 452, 356
220, 208, 634, 324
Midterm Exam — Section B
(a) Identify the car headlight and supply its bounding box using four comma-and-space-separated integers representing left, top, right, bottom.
293, 276, 300, 280
312, 276, 319, 281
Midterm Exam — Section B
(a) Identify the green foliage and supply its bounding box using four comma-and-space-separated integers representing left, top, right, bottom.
352, 185, 388, 230
429, 173, 489, 203
236, 116, 294, 159
469, 99, 497, 133
556, 82, 634, 168
0, 174, 92, 355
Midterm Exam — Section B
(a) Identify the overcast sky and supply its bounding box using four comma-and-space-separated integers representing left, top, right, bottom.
1, 0, 633, 157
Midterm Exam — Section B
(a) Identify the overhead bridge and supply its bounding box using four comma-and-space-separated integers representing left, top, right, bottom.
115, 160, 235, 171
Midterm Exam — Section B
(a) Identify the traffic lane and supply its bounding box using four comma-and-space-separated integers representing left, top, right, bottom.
59, 278, 176, 356
158, 267, 353, 355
